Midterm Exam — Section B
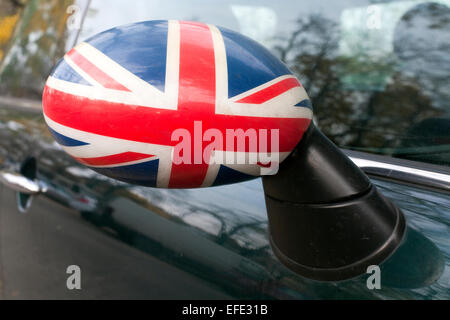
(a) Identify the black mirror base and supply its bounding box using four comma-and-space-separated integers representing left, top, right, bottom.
266, 188, 406, 281
263, 124, 407, 281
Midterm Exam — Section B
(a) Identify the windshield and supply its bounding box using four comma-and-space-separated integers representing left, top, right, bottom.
1, 0, 449, 166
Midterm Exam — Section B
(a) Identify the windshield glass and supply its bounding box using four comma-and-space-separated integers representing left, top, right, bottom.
80, 0, 450, 167
1, 0, 449, 167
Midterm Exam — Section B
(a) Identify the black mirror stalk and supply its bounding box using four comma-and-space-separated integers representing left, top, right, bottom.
262, 124, 406, 281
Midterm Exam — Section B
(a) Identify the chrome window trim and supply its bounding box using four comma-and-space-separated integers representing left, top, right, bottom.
345, 150, 450, 194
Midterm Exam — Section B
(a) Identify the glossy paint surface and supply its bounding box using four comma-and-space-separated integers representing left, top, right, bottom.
0, 103, 449, 299
42, 20, 312, 188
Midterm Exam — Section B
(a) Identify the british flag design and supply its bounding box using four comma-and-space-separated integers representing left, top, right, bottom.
43, 20, 312, 188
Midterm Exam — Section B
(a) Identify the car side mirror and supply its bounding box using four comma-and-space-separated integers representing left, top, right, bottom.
42, 20, 405, 281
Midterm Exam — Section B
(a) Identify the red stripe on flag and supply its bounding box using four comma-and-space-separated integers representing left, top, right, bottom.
43, 87, 311, 153
236, 77, 301, 104
74, 151, 154, 166
67, 48, 130, 91
168, 21, 217, 188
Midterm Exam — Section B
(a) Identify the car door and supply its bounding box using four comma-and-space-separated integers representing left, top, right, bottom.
0, 0, 449, 299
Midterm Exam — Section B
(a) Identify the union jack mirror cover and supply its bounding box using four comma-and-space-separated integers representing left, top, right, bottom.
43, 20, 313, 188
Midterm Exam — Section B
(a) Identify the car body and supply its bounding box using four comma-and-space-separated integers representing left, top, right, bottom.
0, 0, 448, 299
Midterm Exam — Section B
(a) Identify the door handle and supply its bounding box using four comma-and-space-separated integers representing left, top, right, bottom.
0, 170, 45, 194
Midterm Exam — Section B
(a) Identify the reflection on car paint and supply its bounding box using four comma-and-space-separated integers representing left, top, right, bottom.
0, 104, 449, 299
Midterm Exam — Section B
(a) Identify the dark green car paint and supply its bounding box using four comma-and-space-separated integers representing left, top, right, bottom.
0, 103, 448, 299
